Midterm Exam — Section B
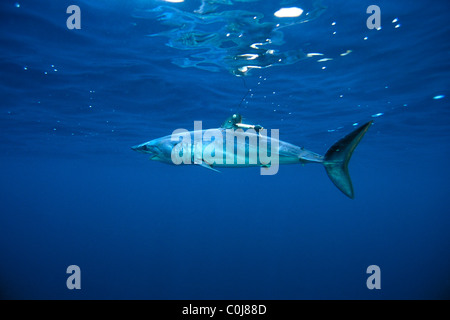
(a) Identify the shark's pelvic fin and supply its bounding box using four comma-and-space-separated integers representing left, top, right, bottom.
323, 121, 373, 199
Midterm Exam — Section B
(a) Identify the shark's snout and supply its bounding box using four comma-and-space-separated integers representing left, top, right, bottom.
131, 143, 152, 154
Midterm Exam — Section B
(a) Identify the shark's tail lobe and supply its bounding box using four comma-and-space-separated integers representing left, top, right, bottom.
323, 121, 373, 199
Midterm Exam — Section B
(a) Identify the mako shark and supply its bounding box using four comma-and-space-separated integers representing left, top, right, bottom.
132, 116, 372, 199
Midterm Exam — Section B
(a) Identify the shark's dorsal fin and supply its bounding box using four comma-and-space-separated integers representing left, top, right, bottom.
221, 114, 242, 129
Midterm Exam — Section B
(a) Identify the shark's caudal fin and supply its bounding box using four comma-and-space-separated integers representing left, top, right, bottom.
323, 121, 373, 199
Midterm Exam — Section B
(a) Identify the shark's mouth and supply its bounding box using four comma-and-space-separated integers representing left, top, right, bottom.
131, 143, 157, 155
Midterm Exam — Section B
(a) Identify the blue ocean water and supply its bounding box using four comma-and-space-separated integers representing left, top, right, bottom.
0, 0, 449, 300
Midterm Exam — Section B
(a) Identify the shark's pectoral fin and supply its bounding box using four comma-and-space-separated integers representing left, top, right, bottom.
197, 160, 221, 173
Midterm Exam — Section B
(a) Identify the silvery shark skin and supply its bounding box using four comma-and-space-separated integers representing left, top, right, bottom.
132, 121, 373, 199
132, 129, 323, 166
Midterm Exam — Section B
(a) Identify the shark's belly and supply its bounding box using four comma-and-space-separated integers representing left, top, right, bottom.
200, 144, 303, 167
